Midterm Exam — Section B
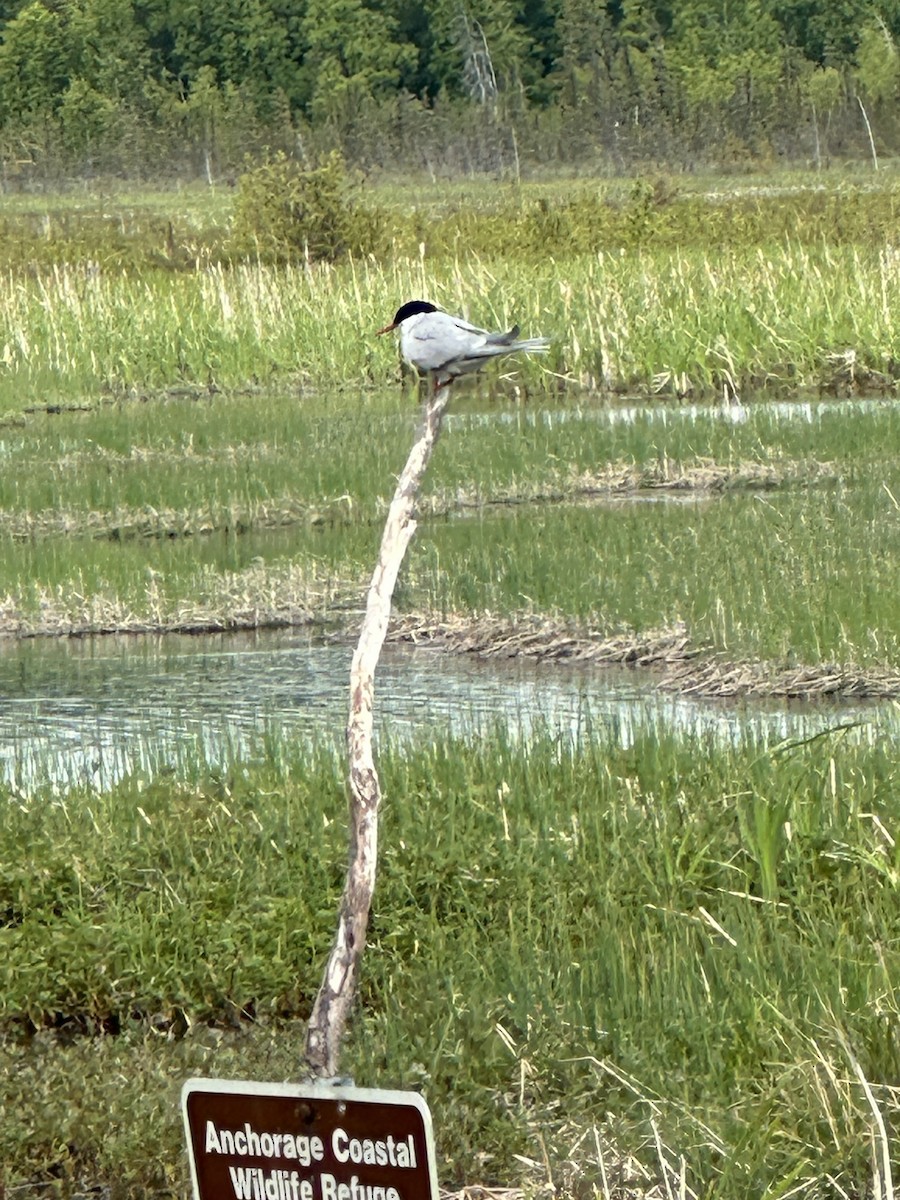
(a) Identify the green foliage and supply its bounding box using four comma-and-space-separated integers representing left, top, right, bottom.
776, 0, 871, 64
230, 150, 385, 262
425, 0, 539, 104
298, 0, 417, 120
8, 0, 900, 177
551, 0, 612, 109
58, 78, 118, 159
799, 62, 844, 112
65, 0, 153, 101
0, 1, 67, 122
855, 18, 900, 103
141, 0, 303, 113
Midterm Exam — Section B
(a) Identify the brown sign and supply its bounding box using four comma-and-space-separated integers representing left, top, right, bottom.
182, 1078, 439, 1200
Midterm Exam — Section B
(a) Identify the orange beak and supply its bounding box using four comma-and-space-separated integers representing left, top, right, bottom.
375, 321, 397, 336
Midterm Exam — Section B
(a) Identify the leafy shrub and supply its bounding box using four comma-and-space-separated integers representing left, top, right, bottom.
230, 150, 384, 263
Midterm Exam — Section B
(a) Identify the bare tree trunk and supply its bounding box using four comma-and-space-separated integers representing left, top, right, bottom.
858, 96, 879, 171
305, 389, 451, 1078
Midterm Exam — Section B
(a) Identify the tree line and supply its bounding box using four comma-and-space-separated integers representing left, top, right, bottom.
2, 0, 900, 182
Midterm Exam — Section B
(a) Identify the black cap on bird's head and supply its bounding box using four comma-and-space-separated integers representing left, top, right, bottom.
376, 300, 438, 335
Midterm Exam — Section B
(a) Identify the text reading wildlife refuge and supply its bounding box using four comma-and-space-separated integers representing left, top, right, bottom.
182, 1079, 438, 1200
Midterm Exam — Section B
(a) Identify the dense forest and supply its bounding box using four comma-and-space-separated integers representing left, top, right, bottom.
3, 0, 900, 181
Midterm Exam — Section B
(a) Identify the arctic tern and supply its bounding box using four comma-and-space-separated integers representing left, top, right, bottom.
377, 300, 549, 394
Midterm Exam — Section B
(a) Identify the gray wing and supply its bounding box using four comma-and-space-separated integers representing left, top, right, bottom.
407, 312, 545, 378
451, 316, 521, 347
406, 314, 493, 372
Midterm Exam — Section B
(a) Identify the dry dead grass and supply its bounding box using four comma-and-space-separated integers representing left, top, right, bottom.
0, 498, 352, 541
423, 458, 839, 517
388, 613, 900, 701
390, 614, 696, 669
0, 562, 352, 638
663, 657, 900, 699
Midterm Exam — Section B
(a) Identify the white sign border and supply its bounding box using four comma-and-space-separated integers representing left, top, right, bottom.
182, 1076, 440, 1200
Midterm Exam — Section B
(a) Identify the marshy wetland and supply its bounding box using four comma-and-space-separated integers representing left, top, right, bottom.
1, 173, 900, 1199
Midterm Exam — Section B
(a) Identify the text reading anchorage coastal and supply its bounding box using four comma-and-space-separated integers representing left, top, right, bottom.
204, 1119, 420, 1200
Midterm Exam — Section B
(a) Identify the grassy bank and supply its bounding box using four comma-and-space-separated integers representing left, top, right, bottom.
5, 196, 900, 408
8, 168, 900, 269
1, 726, 897, 1196
5, 170, 900, 413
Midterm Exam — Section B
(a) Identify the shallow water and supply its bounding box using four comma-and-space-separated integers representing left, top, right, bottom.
446, 394, 895, 432
0, 629, 893, 793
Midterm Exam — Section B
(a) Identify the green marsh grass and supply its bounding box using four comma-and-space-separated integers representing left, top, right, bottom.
3, 392, 897, 524
1, 726, 898, 1195
5, 240, 900, 410
406, 479, 900, 666
0, 394, 896, 671
8, 169, 900, 269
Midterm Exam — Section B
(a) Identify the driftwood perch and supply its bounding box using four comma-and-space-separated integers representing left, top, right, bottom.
305, 389, 451, 1077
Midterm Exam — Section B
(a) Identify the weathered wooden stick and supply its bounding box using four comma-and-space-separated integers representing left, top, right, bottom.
305, 388, 451, 1078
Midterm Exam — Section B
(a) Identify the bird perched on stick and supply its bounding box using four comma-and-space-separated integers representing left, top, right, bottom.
377, 300, 549, 396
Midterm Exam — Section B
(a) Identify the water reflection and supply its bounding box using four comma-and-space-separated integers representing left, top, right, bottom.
0, 629, 893, 794
446, 395, 894, 432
